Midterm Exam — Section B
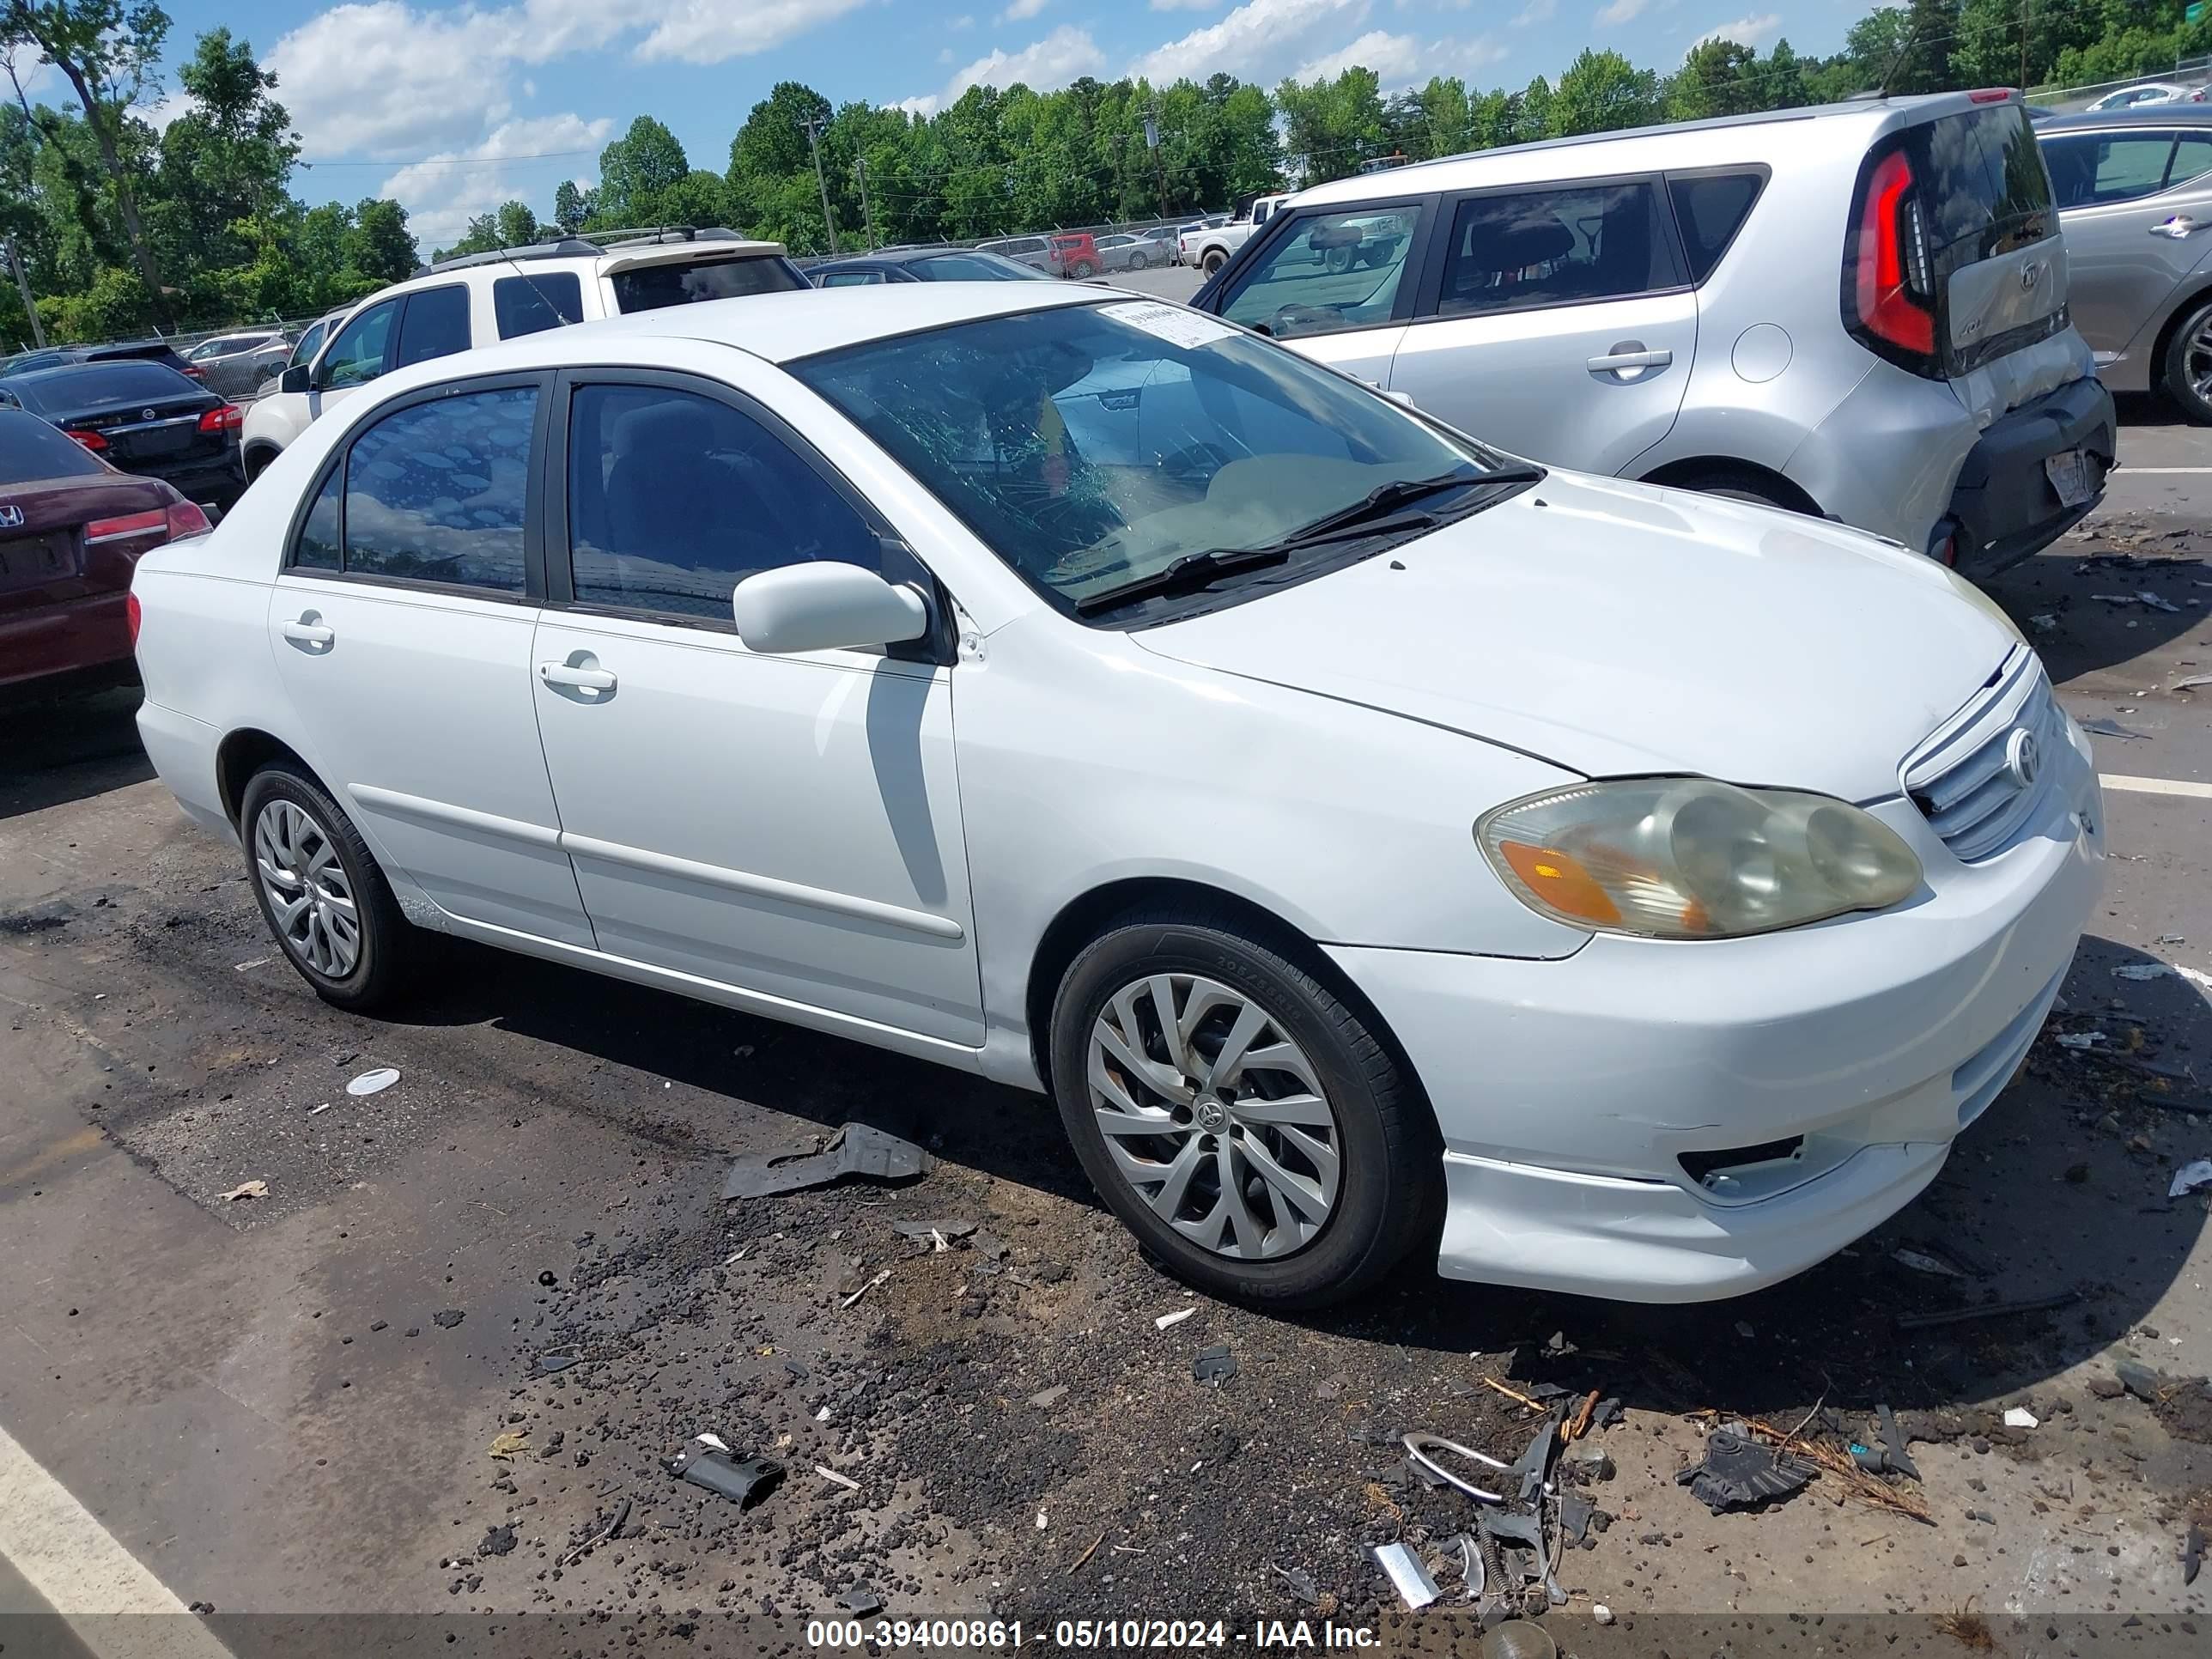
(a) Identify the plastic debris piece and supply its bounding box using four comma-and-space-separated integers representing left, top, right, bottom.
892, 1218, 976, 1242
817, 1464, 861, 1492
2003, 1407, 2039, 1429
1369, 1540, 1440, 1610
2137, 590, 2181, 612
1559, 1490, 1595, 1544
1271, 1564, 1320, 1604
721, 1124, 933, 1200
535, 1352, 577, 1375
1594, 1605, 1615, 1626
1894, 1248, 1962, 1276
2174, 675, 2212, 693
1675, 1425, 1815, 1512
2055, 1031, 2107, 1050
1192, 1345, 1237, 1387
1155, 1307, 1195, 1331
840, 1588, 884, 1616
1029, 1384, 1069, 1408
1894, 1290, 2076, 1330
666, 1445, 783, 1508
2117, 962, 2173, 981
2116, 1359, 2165, 1402
2169, 1159, 2212, 1199
2185, 1524, 2205, 1587
2080, 716, 2151, 739
216, 1180, 268, 1202
840, 1268, 891, 1310
1480, 1626, 1558, 1658
694, 1431, 732, 1454
307, 1102, 332, 1115
347, 1066, 400, 1097
1877, 1403, 1920, 1482
487, 1431, 530, 1460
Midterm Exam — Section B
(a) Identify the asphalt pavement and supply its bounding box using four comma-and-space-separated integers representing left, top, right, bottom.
1, 346, 2208, 1657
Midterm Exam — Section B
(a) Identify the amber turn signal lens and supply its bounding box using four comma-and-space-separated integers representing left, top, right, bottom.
1495, 840, 1623, 927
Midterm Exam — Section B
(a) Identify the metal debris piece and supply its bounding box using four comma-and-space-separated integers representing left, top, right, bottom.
1192, 1345, 1237, 1387
816, 1464, 862, 1492
2185, 1524, 2206, 1587
665, 1446, 783, 1508
562, 1498, 629, 1566
840, 1588, 884, 1616
216, 1180, 268, 1202
1675, 1425, 1815, 1513
1479, 1505, 1565, 1607
1894, 1248, 1962, 1277
2169, 1158, 2212, 1199
721, 1124, 933, 1200
346, 1066, 400, 1097
1877, 1404, 1920, 1482
1369, 1540, 1440, 1610
2079, 717, 2151, 739
2056, 1031, 2108, 1050
892, 1218, 976, 1242
2136, 589, 2182, 612
1558, 1491, 1595, 1545
1401, 1432, 1542, 1504
1155, 1307, 1195, 1330
1271, 1564, 1320, 1604
1894, 1289, 2076, 1330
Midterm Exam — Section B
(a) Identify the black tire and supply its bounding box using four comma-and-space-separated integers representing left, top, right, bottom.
1201, 248, 1227, 275
239, 761, 426, 1012
243, 446, 278, 483
1071, 259, 1097, 279
1048, 907, 1438, 1310
2161, 298, 2212, 423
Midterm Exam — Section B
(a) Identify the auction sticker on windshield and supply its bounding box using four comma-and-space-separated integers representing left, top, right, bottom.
1099, 301, 1239, 350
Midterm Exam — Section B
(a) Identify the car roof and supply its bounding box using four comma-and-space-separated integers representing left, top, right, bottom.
2039, 105, 2212, 130
818, 246, 992, 269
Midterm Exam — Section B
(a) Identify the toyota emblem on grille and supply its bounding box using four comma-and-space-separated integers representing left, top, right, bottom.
2004, 726, 2041, 790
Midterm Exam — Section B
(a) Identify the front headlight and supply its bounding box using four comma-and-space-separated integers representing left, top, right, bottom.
1476, 778, 1923, 939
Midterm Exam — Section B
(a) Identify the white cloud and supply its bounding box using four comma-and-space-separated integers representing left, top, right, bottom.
943, 25, 1105, 99
899, 94, 943, 117
949, 12, 976, 26
1291, 30, 1421, 85
1595, 0, 1646, 22
1150, 0, 1224, 9
1512, 0, 1554, 22
1130, 0, 1371, 87
379, 112, 612, 252
1000, 0, 1050, 19
1690, 11, 1782, 49
634, 0, 871, 64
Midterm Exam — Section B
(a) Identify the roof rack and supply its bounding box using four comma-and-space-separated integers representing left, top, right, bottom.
415, 237, 602, 276
414, 225, 758, 277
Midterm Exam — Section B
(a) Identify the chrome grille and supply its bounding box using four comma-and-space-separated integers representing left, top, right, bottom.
1902, 646, 2063, 863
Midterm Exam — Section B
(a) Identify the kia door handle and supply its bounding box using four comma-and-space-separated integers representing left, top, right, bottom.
1588, 342, 1673, 380
539, 660, 616, 692
281, 617, 333, 649
2152, 216, 2207, 238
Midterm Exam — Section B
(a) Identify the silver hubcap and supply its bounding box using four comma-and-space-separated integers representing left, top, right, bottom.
1085, 974, 1341, 1261
253, 799, 360, 978
2189, 320, 2212, 404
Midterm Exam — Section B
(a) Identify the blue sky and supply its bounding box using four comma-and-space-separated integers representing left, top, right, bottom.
40, 1, 1855, 246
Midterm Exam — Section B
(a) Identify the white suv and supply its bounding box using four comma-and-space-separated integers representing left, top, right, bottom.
241, 229, 804, 479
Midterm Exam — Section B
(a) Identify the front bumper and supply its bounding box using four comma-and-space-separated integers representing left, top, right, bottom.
1945, 374, 2116, 577
1330, 741, 2104, 1302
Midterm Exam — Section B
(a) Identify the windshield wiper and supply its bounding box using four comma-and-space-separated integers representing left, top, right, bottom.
1073, 544, 1291, 614
1280, 465, 1543, 545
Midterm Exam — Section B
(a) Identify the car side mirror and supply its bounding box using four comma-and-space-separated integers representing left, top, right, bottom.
732, 562, 930, 655
278, 365, 310, 394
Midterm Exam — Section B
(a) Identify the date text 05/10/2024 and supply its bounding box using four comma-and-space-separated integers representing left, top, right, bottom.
802, 1619, 1382, 1650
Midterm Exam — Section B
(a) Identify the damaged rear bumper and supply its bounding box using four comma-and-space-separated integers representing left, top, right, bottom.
1328, 745, 2103, 1303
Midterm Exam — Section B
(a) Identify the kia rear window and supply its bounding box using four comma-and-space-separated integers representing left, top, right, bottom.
1668, 171, 1766, 282
1912, 106, 2054, 274
611, 256, 807, 313
0, 409, 106, 483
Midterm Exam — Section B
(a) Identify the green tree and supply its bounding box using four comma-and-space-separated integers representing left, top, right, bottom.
551, 178, 591, 232
492, 198, 538, 246
1550, 48, 1661, 136
1666, 39, 1760, 122
344, 196, 416, 283
596, 114, 687, 224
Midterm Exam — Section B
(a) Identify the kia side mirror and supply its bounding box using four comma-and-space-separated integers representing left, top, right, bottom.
732, 562, 929, 655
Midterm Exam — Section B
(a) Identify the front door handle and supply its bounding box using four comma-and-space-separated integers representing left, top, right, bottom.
1588, 342, 1674, 380
2152, 216, 2207, 238
539, 660, 616, 692
281, 617, 333, 649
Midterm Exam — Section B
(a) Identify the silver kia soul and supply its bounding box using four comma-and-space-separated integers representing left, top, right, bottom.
1191, 89, 2115, 578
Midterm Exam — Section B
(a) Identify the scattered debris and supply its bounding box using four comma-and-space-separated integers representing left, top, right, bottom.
1369, 1540, 1440, 1610
1893, 1248, 1963, 1277
1894, 1289, 2076, 1330
2002, 1407, 2039, 1430
487, 1431, 530, 1460
1154, 1307, 1195, 1331
216, 1180, 267, 1202
2028, 613, 2058, 632
346, 1066, 400, 1097
665, 1445, 783, 1509
2118, 962, 2175, 981
1676, 1424, 1815, 1513
2172, 675, 2212, 693
534, 1352, 577, 1375
1028, 1384, 1069, 1409
560, 1498, 629, 1567
1934, 1599, 1996, 1651
1271, 1565, 1320, 1604
815, 1464, 861, 1492
720, 1124, 933, 1200
839, 1588, 884, 1616
892, 1218, 976, 1243
1876, 1404, 1921, 1481
1560, 1439, 1615, 1480
2136, 589, 2182, 613
2169, 1158, 2212, 1199
2055, 1030, 2108, 1050
2114, 1359, 2166, 1403
1402, 1432, 1520, 1504
1557, 1491, 1595, 1546
431, 1309, 465, 1329
840, 1268, 891, 1310
2185, 1524, 2206, 1588
1192, 1345, 1237, 1387
2079, 716, 2151, 739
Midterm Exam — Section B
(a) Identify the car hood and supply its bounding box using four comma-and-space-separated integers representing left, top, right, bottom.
1131, 471, 2016, 802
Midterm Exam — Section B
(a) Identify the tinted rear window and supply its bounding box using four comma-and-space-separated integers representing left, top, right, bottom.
11, 362, 198, 412
395, 284, 471, 367
1912, 106, 2054, 271
1668, 171, 1766, 281
495, 270, 585, 338
611, 256, 806, 313
0, 409, 106, 483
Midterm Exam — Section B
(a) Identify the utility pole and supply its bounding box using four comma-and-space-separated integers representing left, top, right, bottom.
2020, 0, 2031, 94
854, 157, 878, 251
3, 234, 44, 349
801, 116, 839, 254
1145, 102, 1170, 222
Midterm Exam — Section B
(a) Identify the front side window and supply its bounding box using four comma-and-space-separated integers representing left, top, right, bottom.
1436, 181, 1683, 316
494, 271, 584, 338
289, 320, 329, 370
794, 301, 1513, 623
610, 256, 807, 313
394, 284, 471, 368
819, 270, 887, 287
1219, 204, 1425, 339
320, 301, 397, 389
2041, 132, 2182, 206
565, 383, 874, 622
332, 387, 537, 591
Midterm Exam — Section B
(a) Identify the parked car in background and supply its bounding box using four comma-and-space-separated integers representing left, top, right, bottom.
1135, 225, 1182, 259
0, 407, 210, 698
240, 228, 805, 479
260, 307, 352, 392
130, 282, 2100, 1310
2, 338, 202, 381
1091, 233, 1163, 272
185, 329, 291, 398
1181, 195, 1291, 275
2037, 106, 2212, 422
1048, 233, 1102, 278
2083, 82, 2194, 112
974, 234, 1057, 273
811, 247, 1049, 285
0, 362, 244, 509
1192, 89, 2112, 576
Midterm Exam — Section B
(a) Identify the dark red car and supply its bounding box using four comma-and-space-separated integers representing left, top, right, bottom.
0, 409, 210, 698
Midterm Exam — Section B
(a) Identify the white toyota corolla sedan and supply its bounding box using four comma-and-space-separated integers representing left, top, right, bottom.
130, 283, 2103, 1309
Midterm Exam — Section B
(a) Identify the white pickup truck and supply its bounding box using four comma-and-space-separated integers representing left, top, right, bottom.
1178, 193, 1292, 275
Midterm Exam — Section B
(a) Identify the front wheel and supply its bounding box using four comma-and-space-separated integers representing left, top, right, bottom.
2163, 298, 2212, 423
242, 446, 278, 483
1048, 911, 1438, 1310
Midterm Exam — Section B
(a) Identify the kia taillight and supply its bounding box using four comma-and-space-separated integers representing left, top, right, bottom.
126, 591, 141, 645
1844, 145, 1939, 374
67, 427, 108, 452
198, 404, 242, 434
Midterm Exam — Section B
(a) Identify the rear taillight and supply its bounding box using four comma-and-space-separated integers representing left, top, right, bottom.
166, 501, 212, 539
198, 404, 241, 434
180, 365, 204, 379
85, 501, 213, 544
67, 428, 109, 452
126, 591, 141, 645
1847, 146, 1939, 370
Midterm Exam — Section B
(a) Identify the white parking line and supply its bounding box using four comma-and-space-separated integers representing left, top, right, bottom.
2101, 774, 2212, 800
0, 1419, 234, 1658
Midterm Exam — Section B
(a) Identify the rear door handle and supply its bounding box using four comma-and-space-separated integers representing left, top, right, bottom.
281, 618, 333, 648
1588, 343, 1673, 379
539, 660, 616, 692
2152, 216, 2207, 238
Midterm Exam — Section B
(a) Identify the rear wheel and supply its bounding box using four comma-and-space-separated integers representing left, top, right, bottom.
240, 763, 426, 1012
1048, 909, 1437, 1310
2162, 297, 2212, 423
1201, 248, 1227, 275
1070, 258, 1097, 279
1668, 465, 1807, 514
